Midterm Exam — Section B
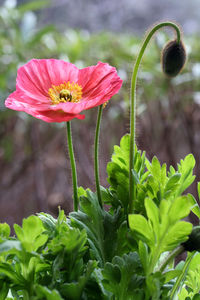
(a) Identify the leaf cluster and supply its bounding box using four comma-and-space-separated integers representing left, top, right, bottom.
1, 134, 200, 299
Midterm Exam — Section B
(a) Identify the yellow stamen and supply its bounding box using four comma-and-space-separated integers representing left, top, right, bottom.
48, 81, 82, 105
103, 101, 109, 108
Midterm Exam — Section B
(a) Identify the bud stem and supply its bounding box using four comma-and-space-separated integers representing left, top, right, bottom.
66, 121, 79, 211
129, 22, 181, 214
94, 104, 103, 208
158, 245, 184, 273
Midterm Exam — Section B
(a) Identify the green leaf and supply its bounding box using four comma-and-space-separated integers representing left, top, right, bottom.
130, 195, 193, 277
179, 253, 200, 297
197, 182, 200, 204
0, 240, 21, 253
101, 253, 144, 299
0, 223, 10, 241
17, 0, 50, 14
38, 212, 57, 234
175, 154, 196, 196
164, 173, 181, 198
107, 134, 146, 211
0, 281, 8, 300
14, 215, 48, 252
168, 196, 192, 224
0, 263, 26, 286
70, 190, 105, 266
187, 194, 200, 219
35, 285, 64, 300
60, 260, 97, 300
78, 186, 88, 198
70, 189, 126, 265
145, 198, 159, 236
138, 241, 149, 273
128, 214, 154, 246
164, 269, 182, 283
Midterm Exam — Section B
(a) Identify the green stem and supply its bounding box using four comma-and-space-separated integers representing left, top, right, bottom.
66, 121, 78, 211
129, 21, 181, 214
158, 245, 184, 273
94, 105, 103, 208
169, 251, 195, 300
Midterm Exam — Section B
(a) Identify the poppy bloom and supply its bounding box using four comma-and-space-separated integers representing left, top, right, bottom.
5, 59, 123, 122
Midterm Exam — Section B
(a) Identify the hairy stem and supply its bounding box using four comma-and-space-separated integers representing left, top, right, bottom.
66, 121, 78, 211
158, 245, 184, 273
129, 21, 181, 214
94, 105, 103, 208
170, 252, 195, 299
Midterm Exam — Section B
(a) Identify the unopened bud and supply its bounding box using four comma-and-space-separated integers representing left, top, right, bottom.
162, 40, 186, 77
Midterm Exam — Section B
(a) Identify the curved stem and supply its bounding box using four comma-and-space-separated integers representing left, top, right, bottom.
94, 105, 103, 208
129, 22, 181, 214
66, 121, 78, 211
158, 245, 184, 273
169, 251, 195, 300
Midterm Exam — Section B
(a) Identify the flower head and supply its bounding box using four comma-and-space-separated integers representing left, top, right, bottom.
5, 59, 123, 122
162, 40, 186, 77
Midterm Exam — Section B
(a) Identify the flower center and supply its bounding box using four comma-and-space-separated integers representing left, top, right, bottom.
48, 81, 82, 105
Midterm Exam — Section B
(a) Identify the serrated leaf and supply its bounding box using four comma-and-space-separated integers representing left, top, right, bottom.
168, 196, 192, 224
107, 134, 146, 211
176, 154, 196, 196
145, 198, 159, 236
14, 215, 48, 252
164, 173, 181, 198
162, 221, 192, 251
60, 260, 97, 300
101, 253, 144, 299
70, 189, 126, 265
128, 214, 154, 246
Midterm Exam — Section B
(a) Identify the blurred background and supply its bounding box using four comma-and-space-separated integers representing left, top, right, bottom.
1, 0, 200, 226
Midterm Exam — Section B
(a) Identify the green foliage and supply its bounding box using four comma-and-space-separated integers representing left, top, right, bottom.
177, 253, 200, 299
70, 189, 130, 267
1, 132, 199, 299
107, 134, 146, 212
100, 252, 144, 300
129, 196, 192, 273
1, 3, 200, 297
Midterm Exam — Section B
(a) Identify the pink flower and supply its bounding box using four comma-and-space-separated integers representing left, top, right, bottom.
5, 59, 123, 123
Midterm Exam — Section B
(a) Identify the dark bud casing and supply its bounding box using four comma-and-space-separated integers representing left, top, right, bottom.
182, 226, 200, 252
162, 40, 186, 77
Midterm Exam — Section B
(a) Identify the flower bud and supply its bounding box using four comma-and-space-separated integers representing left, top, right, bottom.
162, 40, 186, 77
182, 226, 200, 252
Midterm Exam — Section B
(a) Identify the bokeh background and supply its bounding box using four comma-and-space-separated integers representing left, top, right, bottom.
1, 0, 200, 226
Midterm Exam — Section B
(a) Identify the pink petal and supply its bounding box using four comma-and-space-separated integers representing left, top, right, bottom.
78, 62, 122, 101
31, 110, 85, 123
5, 59, 123, 123
5, 91, 50, 111
5, 91, 85, 123
16, 59, 79, 102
